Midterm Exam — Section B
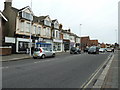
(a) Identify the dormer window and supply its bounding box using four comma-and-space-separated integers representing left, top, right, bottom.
44, 20, 51, 26
54, 23, 59, 29
20, 11, 33, 21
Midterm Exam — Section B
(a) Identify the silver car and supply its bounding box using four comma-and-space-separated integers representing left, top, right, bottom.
33, 47, 55, 59
99, 48, 106, 53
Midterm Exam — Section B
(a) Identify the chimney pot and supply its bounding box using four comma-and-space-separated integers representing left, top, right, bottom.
4, 0, 12, 10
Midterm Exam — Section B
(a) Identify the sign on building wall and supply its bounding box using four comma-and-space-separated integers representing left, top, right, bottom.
5, 37, 15, 43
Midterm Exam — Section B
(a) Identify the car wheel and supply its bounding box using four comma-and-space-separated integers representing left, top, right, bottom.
52, 53, 55, 57
33, 57, 37, 59
41, 54, 45, 59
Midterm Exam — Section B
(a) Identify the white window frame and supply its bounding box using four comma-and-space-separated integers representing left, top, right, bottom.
25, 22, 30, 32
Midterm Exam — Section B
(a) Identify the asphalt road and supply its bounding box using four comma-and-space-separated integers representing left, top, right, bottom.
2, 52, 111, 88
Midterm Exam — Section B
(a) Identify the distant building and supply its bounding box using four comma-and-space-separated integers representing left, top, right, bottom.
89, 40, 98, 47
106, 43, 111, 48
100, 43, 106, 48
80, 36, 90, 50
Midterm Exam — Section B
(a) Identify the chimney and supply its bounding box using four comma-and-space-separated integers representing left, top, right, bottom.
4, 0, 12, 9
68, 29, 71, 32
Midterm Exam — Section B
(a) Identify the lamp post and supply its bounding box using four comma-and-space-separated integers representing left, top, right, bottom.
29, 0, 32, 56
80, 24, 82, 50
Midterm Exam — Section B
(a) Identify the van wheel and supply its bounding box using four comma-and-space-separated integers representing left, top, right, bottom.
41, 55, 45, 59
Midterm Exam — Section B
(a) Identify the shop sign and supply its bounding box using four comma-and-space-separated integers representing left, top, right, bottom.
5, 37, 15, 43
39, 38, 43, 42
53, 39, 63, 43
17, 38, 32, 42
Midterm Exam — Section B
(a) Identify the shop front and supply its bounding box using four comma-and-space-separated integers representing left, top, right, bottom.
53, 39, 62, 52
63, 39, 70, 52
70, 42, 75, 48
16, 38, 32, 53
76, 43, 80, 48
36, 38, 52, 49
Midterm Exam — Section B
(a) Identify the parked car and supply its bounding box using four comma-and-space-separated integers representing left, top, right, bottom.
88, 46, 99, 54
70, 47, 81, 54
33, 47, 55, 59
106, 48, 113, 52
99, 48, 106, 53
83, 48, 89, 52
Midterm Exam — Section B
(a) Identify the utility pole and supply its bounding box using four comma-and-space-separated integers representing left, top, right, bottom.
29, 0, 32, 56
80, 24, 82, 50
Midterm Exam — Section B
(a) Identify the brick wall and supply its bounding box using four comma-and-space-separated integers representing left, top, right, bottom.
0, 47, 12, 55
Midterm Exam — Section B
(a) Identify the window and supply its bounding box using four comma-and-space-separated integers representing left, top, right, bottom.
52, 30, 55, 37
22, 11, 33, 21
44, 20, 51, 26
20, 22, 24, 31
33, 25, 37, 34
56, 31, 59, 38
38, 27, 41, 35
25, 22, 30, 32
54, 23, 59, 29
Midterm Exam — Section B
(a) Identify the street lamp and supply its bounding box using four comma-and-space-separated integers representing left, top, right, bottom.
29, 0, 32, 56
80, 24, 82, 50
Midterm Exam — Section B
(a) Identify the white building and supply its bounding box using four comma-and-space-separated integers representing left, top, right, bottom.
52, 19, 63, 52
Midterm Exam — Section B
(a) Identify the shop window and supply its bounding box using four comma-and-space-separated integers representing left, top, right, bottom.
19, 41, 29, 52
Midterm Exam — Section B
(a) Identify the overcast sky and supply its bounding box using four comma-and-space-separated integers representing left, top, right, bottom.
0, 0, 119, 44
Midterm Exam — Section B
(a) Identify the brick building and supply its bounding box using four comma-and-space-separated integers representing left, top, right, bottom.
80, 36, 90, 50
89, 40, 98, 46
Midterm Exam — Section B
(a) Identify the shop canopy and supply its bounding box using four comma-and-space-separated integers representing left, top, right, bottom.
36, 42, 51, 45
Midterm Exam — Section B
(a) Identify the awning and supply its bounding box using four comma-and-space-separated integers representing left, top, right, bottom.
36, 42, 51, 45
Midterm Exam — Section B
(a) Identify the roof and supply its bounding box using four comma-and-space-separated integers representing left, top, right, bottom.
11, 6, 34, 15
11, 7, 19, 13
33, 16, 47, 24
0, 11, 8, 21
81, 36, 90, 38
19, 6, 29, 11
37, 16, 47, 21
52, 19, 57, 23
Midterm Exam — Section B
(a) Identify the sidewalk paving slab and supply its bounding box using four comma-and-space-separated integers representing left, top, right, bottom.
101, 51, 118, 89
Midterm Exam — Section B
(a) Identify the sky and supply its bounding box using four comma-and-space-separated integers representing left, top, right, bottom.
0, 0, 119, 44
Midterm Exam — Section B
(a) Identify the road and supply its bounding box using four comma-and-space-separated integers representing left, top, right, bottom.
2, 52, 111, 88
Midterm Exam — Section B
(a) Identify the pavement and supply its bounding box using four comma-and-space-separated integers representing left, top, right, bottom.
101, 50, 119, 89
92, 50, 119, 89
0, 51, 70, 62
1, 50, 119, 89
